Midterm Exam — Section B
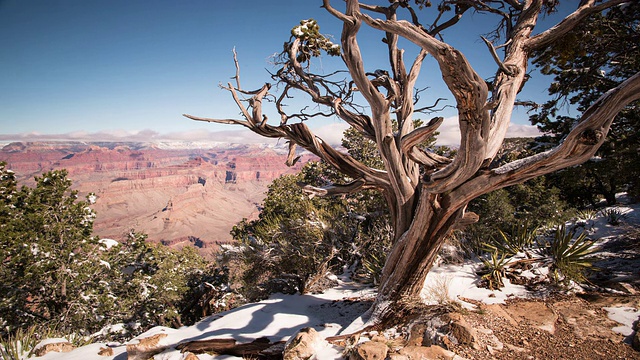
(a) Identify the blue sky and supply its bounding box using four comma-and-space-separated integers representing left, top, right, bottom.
0, 1, 571, 145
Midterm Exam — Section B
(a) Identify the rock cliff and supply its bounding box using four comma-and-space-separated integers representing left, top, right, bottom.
1, 142, 312, 253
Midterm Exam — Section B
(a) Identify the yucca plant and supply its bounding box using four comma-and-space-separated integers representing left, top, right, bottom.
599, 207, 627, 226
538, 224, 597, 285
483, 220, 539, 257
574, 208, 597, 230
575, 209, 597, 222
0, 326, 42, 360
361, 252, 386, 285
478, 251, 511, 290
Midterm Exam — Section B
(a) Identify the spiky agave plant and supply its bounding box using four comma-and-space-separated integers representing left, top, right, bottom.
0, 326, 46, 360
539, 224, 597, 285
599, 207, 628, 226
479, 251, 511, 290
483, 220, 539, 257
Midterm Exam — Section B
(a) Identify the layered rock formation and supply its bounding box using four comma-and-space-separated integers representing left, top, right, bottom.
1, 141, 312, 253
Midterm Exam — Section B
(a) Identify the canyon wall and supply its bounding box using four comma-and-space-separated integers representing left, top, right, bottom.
1, 141, 313, 253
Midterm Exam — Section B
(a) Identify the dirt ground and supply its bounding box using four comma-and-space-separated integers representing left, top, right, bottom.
447, 223, 640, 360
449, 294, 640, 360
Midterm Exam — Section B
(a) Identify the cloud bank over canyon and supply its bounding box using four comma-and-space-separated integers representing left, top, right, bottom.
0, 119, 540, 147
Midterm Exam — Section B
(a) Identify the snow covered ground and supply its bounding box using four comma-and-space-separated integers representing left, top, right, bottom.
37, 200, 639, 359
39, 275, 376, 360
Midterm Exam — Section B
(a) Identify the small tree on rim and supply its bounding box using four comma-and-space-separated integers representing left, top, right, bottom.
185, 0, 640, 324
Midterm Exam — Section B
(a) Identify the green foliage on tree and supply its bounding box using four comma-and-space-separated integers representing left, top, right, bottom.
227, 121, 445, 296
464, 139, 571, 251
92, 231, 214, 331
465, 177, 569, 248
229, 163, 357, 299
0, 166, 100, 334
0, 164, 232, 341
530, 2, 640, 206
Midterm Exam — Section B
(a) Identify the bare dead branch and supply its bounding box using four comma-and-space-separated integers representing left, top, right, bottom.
414, 97, 448, 114
454, 70, 640, 208
322, 0, 355, 24
285, 141, 302, 166
400, 117, 443, 154
429, 3, 471, 36
481, 36, 514, 75
407, 147, 452, 169
527, 0, 630, 50
300, 178, 372, 197
232, 47, 241, 89
182, 114, 247, 127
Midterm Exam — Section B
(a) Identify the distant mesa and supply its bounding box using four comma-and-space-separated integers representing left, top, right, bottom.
2, 142, 27, 152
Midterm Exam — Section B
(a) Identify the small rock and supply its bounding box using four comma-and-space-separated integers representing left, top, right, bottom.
370, 334, 387, 343
351, 341, 389, 360
633, 329, 640, 351
33, 340, 75, 357
505, 343, 527, 353
126, 333, 169, 360
406, 323, 427, 346
283, 327, 326, 360
98, 346, 114, 356
443, 313, 476, 347
441, 335, 455, 350
397, 345, 458, 360
183, 352, 200, 360
387, 354, 410, 360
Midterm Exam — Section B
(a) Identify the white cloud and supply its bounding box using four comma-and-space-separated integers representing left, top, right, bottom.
311, 122, 350, 146
434, 117, 541, 147
505, 123, 542, 138
0, 119, 540, 148
434, 117, 461, 147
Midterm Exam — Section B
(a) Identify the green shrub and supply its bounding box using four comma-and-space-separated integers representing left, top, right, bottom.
575, 209, 597, 222
538, 224, 597, 285
0, 164, 233, 343
599, 207, 628, 226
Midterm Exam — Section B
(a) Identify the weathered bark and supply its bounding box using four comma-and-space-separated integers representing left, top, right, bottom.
176, 337, 282, 357
186, 0, 639, 325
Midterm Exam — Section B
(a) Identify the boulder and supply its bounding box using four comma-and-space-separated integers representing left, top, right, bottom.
283, 327, 326, 360
98, 346, 114, 356
396, 345, 459, 360
443, 313, 477, 347
406, 322, 428, 346
126, 333, 169, 360
351, 341, 389, 360
33, 339, 74, 357
183, 352, 200, 360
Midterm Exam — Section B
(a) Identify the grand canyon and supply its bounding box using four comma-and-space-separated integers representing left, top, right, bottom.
1, 141, 312, 254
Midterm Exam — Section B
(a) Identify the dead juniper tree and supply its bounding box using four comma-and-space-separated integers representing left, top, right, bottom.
185, 0, 640, 323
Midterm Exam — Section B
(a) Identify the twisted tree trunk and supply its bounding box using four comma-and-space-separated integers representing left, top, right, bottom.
185, 0, 640, 325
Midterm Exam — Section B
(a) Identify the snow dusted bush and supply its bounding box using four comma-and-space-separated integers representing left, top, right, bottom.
0, 165, 236, 343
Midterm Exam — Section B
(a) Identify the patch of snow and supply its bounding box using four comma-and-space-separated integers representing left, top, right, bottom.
44, 275, 374, 359
604, 306, 639, 336
98, 238, 119, 250
422, 261, 530, 308
493, 149, 553, 175
34, 338, 69, 349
